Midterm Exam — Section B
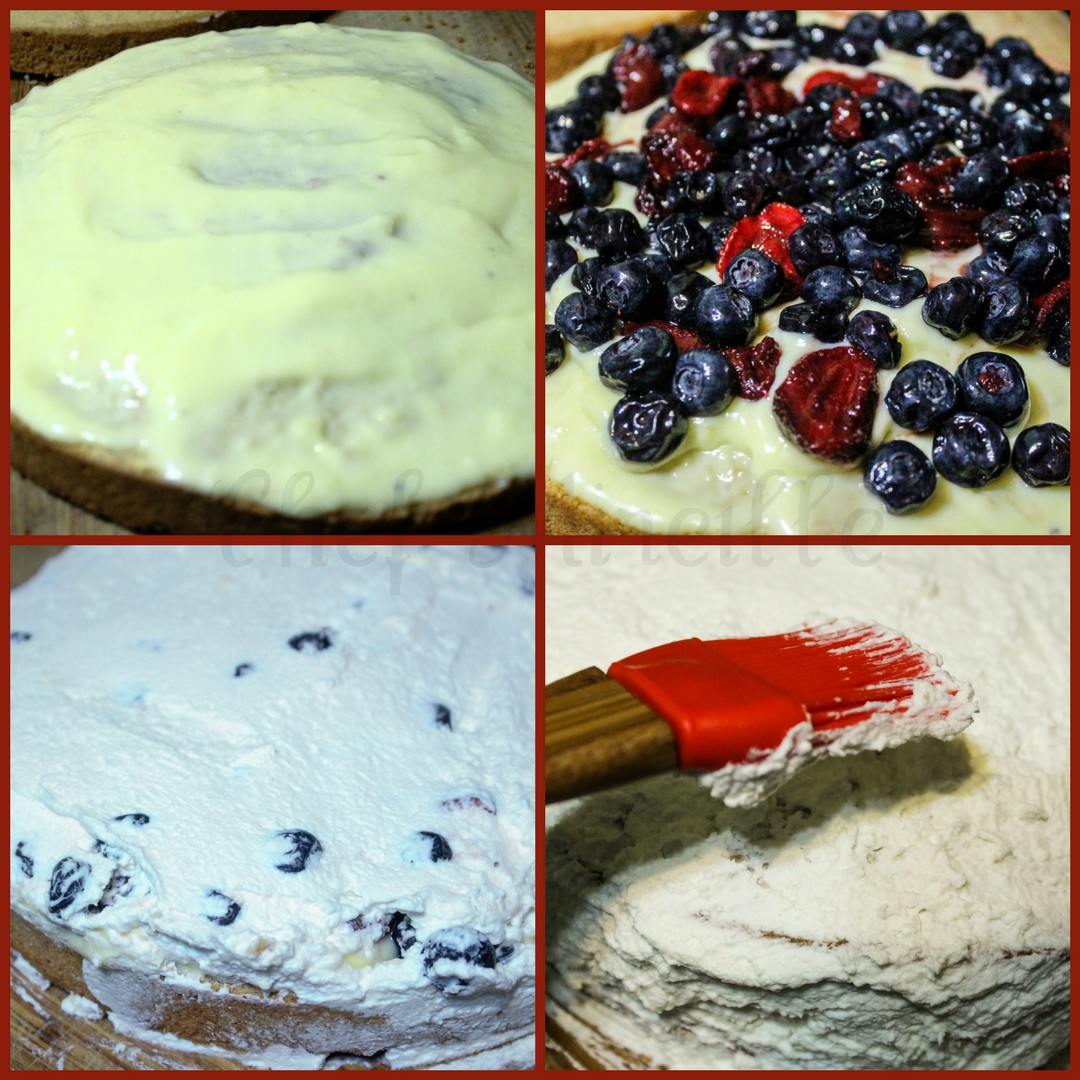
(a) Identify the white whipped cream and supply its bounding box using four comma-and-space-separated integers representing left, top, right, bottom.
545, 544, 1069, 1069
10, 545, 535, 1067
545, 25, 1069, 535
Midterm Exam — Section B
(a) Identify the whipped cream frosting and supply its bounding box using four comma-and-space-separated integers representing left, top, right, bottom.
545, 20, 1069, 535
12, 24, 534, 516
546, 544, 1069, 1069
10, 545, 535, 1067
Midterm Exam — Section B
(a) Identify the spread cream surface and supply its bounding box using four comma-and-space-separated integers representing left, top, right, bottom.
545, 30, 1069, 535
545, 544, 1070, 1069
11, 24, 534, 516
10, 545, 535, 1066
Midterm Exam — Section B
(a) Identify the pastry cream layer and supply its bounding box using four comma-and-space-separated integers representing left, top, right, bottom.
546, 31, 1069, 535
12, 23, 534, 516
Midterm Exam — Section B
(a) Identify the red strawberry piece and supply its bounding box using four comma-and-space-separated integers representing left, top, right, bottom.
1047, 117, 1069, 150
671, 70, 738, 117
622, 319, 709, 353
612, 42, 664, 113
802, 70, 887, 98
716, 202, 806, 298
829, 97, 862, 144
1006, 149, 1070, 181
894, 159, 987, 250
1020, 280, 1070, 347
743, 76, 796, 118
545, 163, 579, 215
772, 347, 879, 465
723, 336, 782, 401
637, 112, 720, 216
558, 138, 622, 169
441, 794, 497, 814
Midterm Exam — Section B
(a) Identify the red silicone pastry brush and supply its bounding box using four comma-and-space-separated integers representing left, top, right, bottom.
545, 620, 976, 806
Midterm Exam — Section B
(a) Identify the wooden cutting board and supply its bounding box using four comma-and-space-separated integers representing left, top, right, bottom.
9, 9, 536, 537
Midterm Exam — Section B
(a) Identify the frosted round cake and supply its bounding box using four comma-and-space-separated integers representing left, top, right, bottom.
10, 545, 535, 1068
10, 23, 534, 533
545, 545, 1069, 1069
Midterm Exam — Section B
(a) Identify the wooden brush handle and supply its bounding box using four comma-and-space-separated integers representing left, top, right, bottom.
545, 667, 678, 802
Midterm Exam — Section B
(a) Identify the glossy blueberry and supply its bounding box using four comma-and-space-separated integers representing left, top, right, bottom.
977, 279, 1031, 345
592, 209, 647, 259
593, 260, 658, 318
576, 73, 620, 115
834, 180, 918, 242
743, 10, 797, 38
845, 12, 880, 39
1048, 318, 1069, 368
664, 272, 712, 327
778, 302, 849, 344
48, 857, 91, 916
545, 324, 565, 376
570, 257, 606, 299
832, 33, 877, 66
274, 829, 323, 873
859, 95, 911, 137
793, 24, 840, 60
707, 113, 748, 155
881, 11, 927, 49
885, 360, 959, 432
545, 210, 567, 242
955, 352, 1028, 427
922, 277, 984, 340
598, 327, 678, 392
568, 161, 614, 207
1008, 53, 1054, 95
15, 841, 33, 878
419, 831, 453, 863
545, 104, 601, 155
605, 151, 646, 186
800, 265, 861, 312
862, 264, 927, 309
433, 703, 453, 730
963, 250, 1010, 289
788, 223, 842, 277
864, 441, 937, 513
289, 630, 333, 653
723, 250, 785, 312
851, 137, 906, 181
1002, 179, 1057, 216
609, 391, 689, 465
206, 889, 241, 926
545, 239, 577, 291
919, 88, 977, 125
951, 111, 1000, 156
930, 29, 983, 79
694, 285, 757, 347
659, 170, 723, 216
554, 292, 615, 352
1008, 234, 1066, 292
723, 172, 767, 219
1012, 423, 1070, 487
671, 349, 737, 416
566, 207, 611, 252
840, 227, 900, 273
952, 152, 1010, 206
113, 812, 150, 827
999, 110, 1048, 156
651, 213, 710, 268
977, 210, 1033, 257
933, 413, 1011, 488
705, 218, 735, 260
847, 310, 901, 369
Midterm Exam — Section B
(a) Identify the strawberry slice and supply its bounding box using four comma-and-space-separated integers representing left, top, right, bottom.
557, 138, 625, 169
716, 202, 806, 299
622, 320, 709, 353
723, 336, 782, 401
802, 70, 887, 97
744, 76, 796, 117
1020, 281, 1070, 347
671, 70, 738, 117
545, 163, 579, 214
829, 97, 862, 144
773, 347, 879, 465
894, 158, 987, 250
1006, 149, 1070, 180
612, 42, 664, 113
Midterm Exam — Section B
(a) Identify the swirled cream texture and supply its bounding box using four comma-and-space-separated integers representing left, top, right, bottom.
10, 545, 535, 1065
11, 24, 534, 515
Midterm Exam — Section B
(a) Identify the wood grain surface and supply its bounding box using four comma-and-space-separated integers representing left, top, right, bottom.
10, 8, 536, 537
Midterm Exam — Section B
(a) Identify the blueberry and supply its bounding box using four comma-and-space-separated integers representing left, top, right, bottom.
545, 210, 567, 242
419, 831, 453, 863
233, 662, 254, 677
885, 360, 959, 432
999, 110, 1048, 156
881, 11, 927, 49
800, 266, 861, 312
778, 302, 849, 344
576, 73, 620, 115
273, 829, 323, 874
1048, 318, 1070, 367
694, 285, 757, 347
651, 213, 710, 268
952, 152, 1010, 206
743, 11, 797, 38
15, 841, 33, 878
951, 112, 1000, 156
609, 391, 689, 465
545, 325, 565, 376
671, 349, 737, 416
422, 926, 497, 991
930, 29, 983, 79
592, 209, 648, 259
663, 272, 712, 328
568, 161, 614, 207
708, 113, 748, 154
793, 24, 840, 60
977, 210, 1033, 257
848, 310, 901, 369
832, 34, 877, 66
83, 866, 134, 915
862, 264, 927, 309
705, 218, 736, 260
605, 151, 646, 186
844, 12, 880, 40
206, 889, 241, 926
598, 327, 677, 392
977, 279, 1032, 345
723, 250, 785, 312
834, 180, 918, 242
840, 227, 900, 273
545, 239, 578, 290
1012, 423, 1071, 486
1008, 234, 1066, 292
964, 251, 1010, 289
723, 172, 767, 219
554, 292, 615, 352
788, 223, 842, 277
660, 170, 722, 216
388, 911, 417, 956
113, 813, 150, 827
10, 630, 32, 643
933, 413, 1011, 487
433, 703, 453, 730
864, 441, 937, 513
922, 277, 984, 340
545, 103, 601, 155
852, 138, 906, 181
955, 352, 1029, 427
593, 260, 658, 318
48, 857, 91, 916
288, 630, 333, 653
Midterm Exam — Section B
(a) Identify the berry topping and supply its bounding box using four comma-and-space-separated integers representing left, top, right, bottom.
834, 179, 918, 242
599, 326, 678, 392
568, 160, 614, 207
802, 71, 886, 98
671, 349, 737, 416
977, 279, 1032, 344
723, 336, 782, 401
273, 829, 323, 874
419, 831, 453, 863
622, 319, 709, 354
788, 223, 843, 277
554, 292, 615, 352
441, 794, 497, 814
723, 249, 785, 312
651, 213, 711, 267
545, 239, 577, 291
1012, 423, 1071, 486
593, 260, 659, 318
288, 630, 333, 653
862, 263, 927, 308
388, 911, 417, 956
773, 346, 879, 464
113, 812, 150, 827
206, 889, 241, 926
671, 70, 738, 117
694, 284, 758, 347
800, 265, 862, 312
545, 325, 565, 376
922, 277, 984, 340
11, 631, 32, 643
15, 841, 33, 878
609, 391, 689, 465
885, 360, 960, 432
48, 857, 91, 917
932, 413, 1011, 487
778, 301, 850, 344
433, 703, 453, 730
545, 163, 579, 216
612, 42, 664, 113
955, 351, 1029, 426
422, 926, 498, 992
864, 441, 937, 513
716, 202, 806, 298
847, 310, 901, 369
